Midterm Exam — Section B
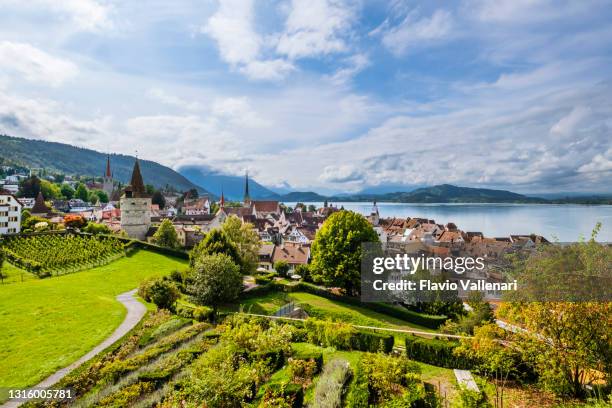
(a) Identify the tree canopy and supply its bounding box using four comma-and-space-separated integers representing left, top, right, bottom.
189, 253, 242, 310
190, 228, 241, 268
153, 219, 180, 249
311, 210, 379, 295
221, 215, 260, 274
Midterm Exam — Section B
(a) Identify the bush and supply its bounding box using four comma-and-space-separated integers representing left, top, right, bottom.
274, 260, 290, 276
346, 361, 369, 408
287, 357, 318, 384
360, 353, 424, 405
304, 318, 354, 349
293, 264, 312, 282
175, 303, 194, 319
311, 359, 352, 408
351, 330, 394, 353
453, 385, 491, 408
291, 349, 324, 372
262, 383, 304, 408
148, 278, 180, 310
405, 335, 476, 369
193, 306, 214, 322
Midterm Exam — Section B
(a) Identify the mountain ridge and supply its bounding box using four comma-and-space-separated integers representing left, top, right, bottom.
0, 134, 212, 195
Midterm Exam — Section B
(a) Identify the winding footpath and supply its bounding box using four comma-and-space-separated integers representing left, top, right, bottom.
2, 289, 146, 408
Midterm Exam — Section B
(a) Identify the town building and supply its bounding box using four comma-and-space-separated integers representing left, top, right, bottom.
0, 190, 22, 235
30, 191, 51, 217
120, 159, 151, 240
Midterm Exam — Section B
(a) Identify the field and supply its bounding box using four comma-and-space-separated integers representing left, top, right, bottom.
0, 249, 187, 396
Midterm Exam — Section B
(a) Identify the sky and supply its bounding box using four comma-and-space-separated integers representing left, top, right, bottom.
0, 0, 611, 195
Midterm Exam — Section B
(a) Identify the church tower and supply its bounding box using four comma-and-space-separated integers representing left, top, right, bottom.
120, 159, 151, 240
370, 200, 380, 226
243, 171, 251, 206
102, 155, 114, 197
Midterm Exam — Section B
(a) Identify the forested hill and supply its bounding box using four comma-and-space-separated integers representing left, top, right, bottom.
0, 134, 210, 194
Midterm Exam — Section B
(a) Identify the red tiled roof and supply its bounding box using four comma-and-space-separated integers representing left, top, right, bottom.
272, 245, 309, 265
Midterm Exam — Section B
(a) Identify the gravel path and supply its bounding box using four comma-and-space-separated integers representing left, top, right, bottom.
1, 289, 146, 408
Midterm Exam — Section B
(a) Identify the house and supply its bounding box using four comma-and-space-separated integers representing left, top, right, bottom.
271, 244, 310, 273
17, 197, 35, 209
251, 200, 281, 218
0, 190, 22, 235
182, 197, 210, 215
258, 244, 275, 270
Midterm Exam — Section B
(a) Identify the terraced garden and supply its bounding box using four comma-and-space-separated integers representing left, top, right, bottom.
0, 249, 187, 400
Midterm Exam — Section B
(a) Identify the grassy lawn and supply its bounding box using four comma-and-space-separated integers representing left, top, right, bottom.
0, 262, 36, 284
289, 292, 437, 334
0, 249, 186, 398
222, 291, 289, 315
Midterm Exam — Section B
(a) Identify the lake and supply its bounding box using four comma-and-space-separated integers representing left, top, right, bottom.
283, 202, 612, 242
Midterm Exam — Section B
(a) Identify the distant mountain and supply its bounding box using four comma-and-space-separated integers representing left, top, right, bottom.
277, 191, 328, 202
178, 165, 278, 200
0, 134, 211, 195
363, 184, 544, 203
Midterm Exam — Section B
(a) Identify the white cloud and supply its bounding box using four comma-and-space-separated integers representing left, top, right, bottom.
550, 106, 591, 136
276, 0, 356, 59
328, 53, 369, 85
0, 41, 79, 87
211, 97, 270, 128
379, 9, 454, 56
1, 0, 113, 31
202, 0, 295, 80
146, 88, 202, 111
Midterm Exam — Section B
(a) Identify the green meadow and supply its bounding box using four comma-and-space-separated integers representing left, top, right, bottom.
0, 250, 186, 393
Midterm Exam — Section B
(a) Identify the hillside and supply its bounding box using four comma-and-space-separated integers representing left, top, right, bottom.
0, 135, 211, 194
179, 165, 278, 200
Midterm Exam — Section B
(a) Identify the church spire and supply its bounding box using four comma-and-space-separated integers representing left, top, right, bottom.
244, 171, 251, 205
105, 155, 112, 178
220, 186, 225, 208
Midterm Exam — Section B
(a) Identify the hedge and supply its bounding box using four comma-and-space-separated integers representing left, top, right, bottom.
264, 383, 304, 408
291, 350, 324, 372
175, 303, 214, 322
250, 348, 286, 370
404, 335, 476, 369
293, 282, 447, 329
351, 330, 394, 353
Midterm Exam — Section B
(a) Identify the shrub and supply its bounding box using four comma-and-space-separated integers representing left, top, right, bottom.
274, 260, 290, 276
351, 330, 394, 353
293, 264, 312, 281
189, 253, 243, 310
148, 278, 180, 310
311, 359, 352, 408
346, 361, 369, 408
453, 385, 491, 408
290, 350, 323, 372
175, 303, 194, 319
83, 222, 111, 235
193, 306, 214, 322
405, 335, 476, 369
359, 353, 424, 405
261, 383, 304, 408
287, 357, 318, 384
304, 318, 354, 349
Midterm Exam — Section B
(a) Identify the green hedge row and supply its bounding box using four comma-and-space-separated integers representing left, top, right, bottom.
263, 383, 304, 408
291, 350, 324, 372
404, 335, 476, 369
175, 303, 214, 322
351, 330, 394, 353
293, 282, 447, 329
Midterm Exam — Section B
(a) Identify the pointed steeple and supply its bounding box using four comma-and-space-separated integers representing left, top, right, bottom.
31, 191, 49, 215
244, 171, 251, 205
128, 159, 146, 197
105, 155, 112, 178
220, 187, 225, 208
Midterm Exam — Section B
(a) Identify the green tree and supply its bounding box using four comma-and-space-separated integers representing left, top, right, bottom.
311, 210, 379, 295
294, 264, 312, 282
75, 183, 89, 202
93, 190, 109, 203
40, 180, 61, 199
189, 253, 242, 311
60, 183, 75, 199
18, 176, 41, 198
0, 249, 5, 281
83, 222, 111, 235
139, 277, 180, 310
190, 228, 241, 268
274, 260, 290, 276
221, 215, 261, 274
153, 219, 180, 249
151, 191, 166, 209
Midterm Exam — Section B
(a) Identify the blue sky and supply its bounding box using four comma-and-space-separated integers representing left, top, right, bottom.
0, 0, 611, 194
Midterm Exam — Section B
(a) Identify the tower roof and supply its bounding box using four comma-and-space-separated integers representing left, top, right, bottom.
105, 155, 112, 178
244, 171, 251, 203
31, 191, 49, 214
126, 159, 146, 197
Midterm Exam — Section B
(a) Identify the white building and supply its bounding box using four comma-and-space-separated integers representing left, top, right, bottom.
120, 159, 152, 240
0, 191, 22, 235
